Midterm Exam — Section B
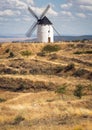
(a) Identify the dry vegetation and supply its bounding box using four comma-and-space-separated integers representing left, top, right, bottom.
0, 41, 92, 130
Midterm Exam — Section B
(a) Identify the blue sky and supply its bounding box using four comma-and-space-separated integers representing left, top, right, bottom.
0, 0, 92, 36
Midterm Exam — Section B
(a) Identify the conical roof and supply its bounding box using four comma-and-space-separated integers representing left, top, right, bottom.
38, 16, 52, 25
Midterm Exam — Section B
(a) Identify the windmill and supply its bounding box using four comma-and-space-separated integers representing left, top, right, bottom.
26, 5, 54, 43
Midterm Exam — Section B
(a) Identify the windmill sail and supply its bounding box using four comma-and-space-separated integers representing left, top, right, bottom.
28, 7, 38, 20
40, 5, 50, 19
26, 22, 37, 37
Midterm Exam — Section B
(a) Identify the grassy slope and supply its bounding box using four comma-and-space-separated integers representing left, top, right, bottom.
0, 42, 92, 130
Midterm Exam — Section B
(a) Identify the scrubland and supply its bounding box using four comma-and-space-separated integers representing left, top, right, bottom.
0, 41, 92, 130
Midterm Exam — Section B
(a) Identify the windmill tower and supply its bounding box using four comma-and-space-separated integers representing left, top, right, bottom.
26, 5, 54, 43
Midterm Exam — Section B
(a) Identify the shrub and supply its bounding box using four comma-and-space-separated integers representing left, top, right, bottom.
8, 52, 15, 58
74, 50, 92, 54
74, 51, 82, 54
74, 84, 84, 99
42, 44, 61, 53
37, 51, 46, 57
14, 83, 26, 91
64, 63, 75, 72
55, 66, 64, 73
0, 98, 6, 103
74, 69, 85, 77
21, 50, 32, 57
85, 50, 92, 54
88, 84, 92, 91
13, 115, 25, 125
55, 84, 67, 99
5, 48, 10, 53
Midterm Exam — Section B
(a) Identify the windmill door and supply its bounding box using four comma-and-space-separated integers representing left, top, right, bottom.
48, 37, 51, 43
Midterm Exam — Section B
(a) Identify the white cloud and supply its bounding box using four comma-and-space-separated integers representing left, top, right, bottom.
60, 3, 72, 9
80, 5, 92, 11
15, 0, 27, 9
61, 11, 72, 17
48, 8, 58, 16
23, 17, 31, 21
77, 0, 92, 5
30, 6, 58, 17
0, 10, 21, 16
27, 0, 34, 5
76, 13, 86, 18
0, 0, 27, 10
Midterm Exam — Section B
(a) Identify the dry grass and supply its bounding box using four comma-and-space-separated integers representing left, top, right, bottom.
0, 41, 92, 130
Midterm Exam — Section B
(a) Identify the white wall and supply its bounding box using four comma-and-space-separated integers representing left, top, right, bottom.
37, 25, 54, 43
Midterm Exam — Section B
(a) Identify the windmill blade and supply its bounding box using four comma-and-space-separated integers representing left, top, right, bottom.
53, 26, 61, 36
40, 5, 50, 19
26, 22, 37, 37
28, 6, 38, 20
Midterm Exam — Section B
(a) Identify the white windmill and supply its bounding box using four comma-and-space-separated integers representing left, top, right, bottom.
26, 5, 54, 43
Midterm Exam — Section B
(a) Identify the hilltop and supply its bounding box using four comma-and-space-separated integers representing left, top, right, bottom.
0, 41, 92, 130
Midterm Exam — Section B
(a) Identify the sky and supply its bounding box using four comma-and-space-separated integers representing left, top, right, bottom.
0, 0, 92, 36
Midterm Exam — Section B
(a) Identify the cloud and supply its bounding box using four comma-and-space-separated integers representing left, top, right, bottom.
15, 0, 27, 9
61, 11, 72, 17
60, 3, 72, 9
77, 0, 92, 5
69, 0, 92, 5
27, 0, 34, 5
0, 10, 21, 16
76, 13, 86, 18
80, 5, 92, 11
29, 6, 58, 17
0, 0, 27, 10
60, 0, 92, 19
48, 8, 58, 16
23, 17, 31, 21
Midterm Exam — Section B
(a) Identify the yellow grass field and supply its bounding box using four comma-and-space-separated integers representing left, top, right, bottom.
0, 41, 92, 130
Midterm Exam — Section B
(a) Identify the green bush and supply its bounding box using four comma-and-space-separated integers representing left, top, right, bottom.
42, 44, 61, 53
13, 115, 25, 125
64, 63, 75, 72
5, 48, 10, 53
74, 84, 84, 99
15, 83, 26, 91
74, 69, 85, 77
55, 66, 64, 73
8, 52, 15, 58
37, 51, 46, 57
21, 50, 32, 57
55, 85, 67, 99
0, 98, 6, 103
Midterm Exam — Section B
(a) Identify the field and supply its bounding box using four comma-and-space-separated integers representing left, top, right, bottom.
0, 41, 92, 130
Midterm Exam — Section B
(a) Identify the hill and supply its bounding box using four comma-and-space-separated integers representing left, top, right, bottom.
0, 35, 92, 42
0, 41, 92, 130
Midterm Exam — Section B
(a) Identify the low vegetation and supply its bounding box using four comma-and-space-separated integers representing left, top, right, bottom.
13, 115, 25, 125
55, 84, 67, 99
74, 50, 92, 54
64, 63, 75, 72
8, 51, 15, 58
74, 84, 84, 99
42, 44, 61, 53
21, 50, 32, 57
0, 98, 6, 103
5, 48, 10, 53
